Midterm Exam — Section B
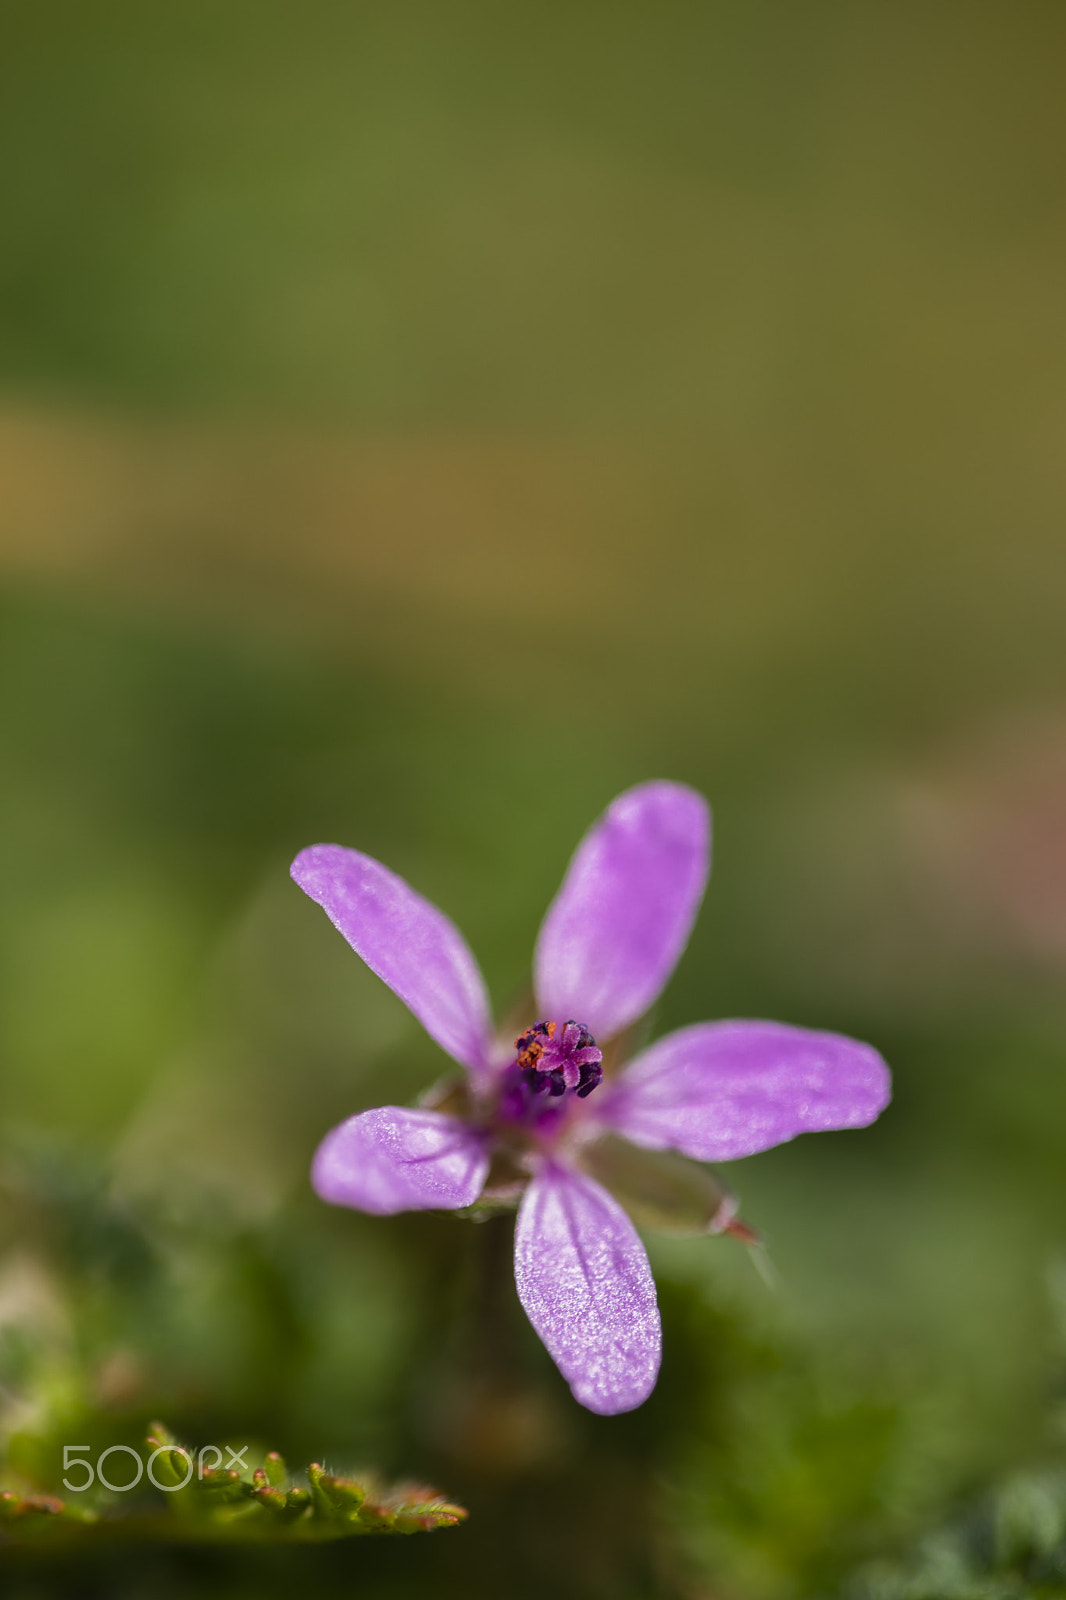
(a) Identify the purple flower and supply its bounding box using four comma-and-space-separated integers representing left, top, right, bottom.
292, 782, 890, 1416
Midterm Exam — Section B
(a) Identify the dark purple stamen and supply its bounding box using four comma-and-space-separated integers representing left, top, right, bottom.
514, 1019, 603, 1100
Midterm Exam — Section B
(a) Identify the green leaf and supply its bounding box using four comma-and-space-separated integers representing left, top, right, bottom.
307, 1461, 366, 1522
145, 1423, 194, 1491
0, 1424, 466, 1548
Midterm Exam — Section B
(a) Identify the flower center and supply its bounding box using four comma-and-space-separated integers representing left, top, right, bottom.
514, 1019, 603, 1100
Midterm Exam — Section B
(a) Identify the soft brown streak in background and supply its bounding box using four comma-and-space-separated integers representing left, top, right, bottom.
7, 401, 1066, 767
0, 404, 840, 711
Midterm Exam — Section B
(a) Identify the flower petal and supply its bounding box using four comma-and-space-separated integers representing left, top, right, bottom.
534, 782, 710, 1041
601, 1020, 891, 1161
292, 844, 493, 1079
312, 1107, 490, 1214
514, 1160, 661, 1415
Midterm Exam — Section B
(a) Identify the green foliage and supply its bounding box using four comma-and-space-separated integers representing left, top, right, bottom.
0, 1421, 465, 1547
849, 1467, 1066, 1600
652, 1278, 907, 1600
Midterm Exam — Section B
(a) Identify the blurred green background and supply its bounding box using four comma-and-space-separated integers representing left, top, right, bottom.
2, 3, 1066, 1595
